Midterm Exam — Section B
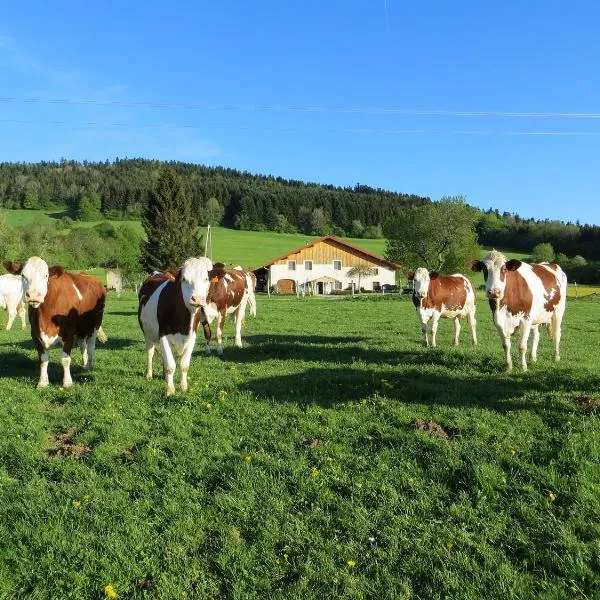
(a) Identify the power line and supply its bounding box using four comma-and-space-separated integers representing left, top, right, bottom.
1, 117, 600, 136
2, 96, 600, 119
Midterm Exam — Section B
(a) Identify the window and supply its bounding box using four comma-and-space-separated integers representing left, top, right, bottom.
335, 281, 343, 290
288, 260, 296, 271
373, 268, 379, 275
373, 281, 381, 291
304, 260, 313, 271
333, 260, 342, 270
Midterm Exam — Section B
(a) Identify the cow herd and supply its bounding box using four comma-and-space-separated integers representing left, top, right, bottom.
408, 249, 567, 372
1, 249, 567, 394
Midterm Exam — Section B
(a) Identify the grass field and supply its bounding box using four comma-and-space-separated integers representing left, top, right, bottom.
3, 209, 531, 270
0, 292, 599, 599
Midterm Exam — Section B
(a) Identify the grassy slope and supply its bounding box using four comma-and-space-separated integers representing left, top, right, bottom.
3, 209, 530, 270
0, 293, 599, 599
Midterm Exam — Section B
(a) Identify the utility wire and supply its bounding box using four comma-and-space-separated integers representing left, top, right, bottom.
2, 96, 600, 119
1, 117, 600, 136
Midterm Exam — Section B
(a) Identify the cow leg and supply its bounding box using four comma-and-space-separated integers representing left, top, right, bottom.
202, 318, 212, 356
519, 321, 532, 371
418, 313, 429, 347
18, 301, 26, 330
453, 317, 461, 346
216, 312, 226, 355
85, 331, 98, 371
78, 336, 89, 369
159, 336, 177, 396
6, 305, 17, 330
497, 326, 513, 372
551, 310, 564, 362
145, 338, 156, 379
530, 325, 540, 363
61, 340, 74, 388
430, 314, 441, 348
37, 350, 50, 389
468, 310, 477, 345
233, 296, 249, 348
179, 333, 196, 393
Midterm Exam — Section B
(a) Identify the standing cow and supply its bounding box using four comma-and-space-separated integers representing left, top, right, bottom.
3, 258, 106, 388
407, 268, 477, 347
471, 250, 567, 371
200, 264, 257, 355
0, 272, 26, 330
138, 257, 212, 396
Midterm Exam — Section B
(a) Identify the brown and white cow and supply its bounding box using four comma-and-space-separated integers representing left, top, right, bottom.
407, 267, 477, 347
471, 250, 567, 371
200, 264, 257, 355
4, 258, 106, 388
138, 257, 212, 395
0, 272, 26, 330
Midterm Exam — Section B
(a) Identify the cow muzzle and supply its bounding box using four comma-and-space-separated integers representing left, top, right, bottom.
487, 288, 502, 299
25, 292, 44, 307
190, 295, 207, 307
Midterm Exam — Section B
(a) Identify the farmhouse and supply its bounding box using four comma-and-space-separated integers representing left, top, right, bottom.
253, 235, 401, 295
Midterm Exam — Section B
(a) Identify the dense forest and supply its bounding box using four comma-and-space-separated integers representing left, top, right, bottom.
0, 159, 599, 281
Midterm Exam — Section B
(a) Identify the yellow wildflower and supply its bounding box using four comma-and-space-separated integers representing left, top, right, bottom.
508, 446, 516, 456
219, 390, 228, 400
244, 455, 253, 463
548, 491, 557, 502
104, 584, 117, 598
311, 467, 319, 478
347, 560, 356, 569
72, 500, 81, 509
205, 403, 213, 409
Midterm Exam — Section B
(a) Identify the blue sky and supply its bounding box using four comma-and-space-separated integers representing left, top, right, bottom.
2, 1, 600, 224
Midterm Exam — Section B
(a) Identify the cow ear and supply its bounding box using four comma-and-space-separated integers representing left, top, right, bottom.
405, 271, 415, 281
470, 260, 484, 272
3, 260, 23, 275
506, 259, 521, 271
49, 266, 65, 278
214, 262, 225, 269
429, 271, 440, 279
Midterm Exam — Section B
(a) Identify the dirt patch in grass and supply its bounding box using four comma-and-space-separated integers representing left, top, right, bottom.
302, 438, 325, 448
411, 418, 457, 440
574, 395, 599, 413
46, 427, 91, 458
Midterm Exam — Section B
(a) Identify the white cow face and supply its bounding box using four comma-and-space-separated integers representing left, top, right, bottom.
412, 267, 431, 299
471, 250, 520, 300
179, 257, 213, 310
5, 257, 64, 309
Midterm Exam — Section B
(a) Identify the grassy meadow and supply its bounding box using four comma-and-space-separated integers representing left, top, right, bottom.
2, 208, 531, 271
0, 291, 599, 599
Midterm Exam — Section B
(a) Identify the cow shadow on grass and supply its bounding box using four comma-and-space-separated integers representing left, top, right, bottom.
238, 364, 599, 415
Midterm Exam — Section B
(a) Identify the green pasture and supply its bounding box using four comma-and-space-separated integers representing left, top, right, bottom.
0, 292, 599, 599
2, 209, 530, 270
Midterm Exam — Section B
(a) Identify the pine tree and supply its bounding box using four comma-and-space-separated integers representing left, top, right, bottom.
141, 168, 202, 272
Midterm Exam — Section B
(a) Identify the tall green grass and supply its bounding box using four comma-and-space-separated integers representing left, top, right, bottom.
0, 293, 598, 599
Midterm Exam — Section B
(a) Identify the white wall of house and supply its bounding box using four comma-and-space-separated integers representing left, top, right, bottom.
269, 261, 396, 292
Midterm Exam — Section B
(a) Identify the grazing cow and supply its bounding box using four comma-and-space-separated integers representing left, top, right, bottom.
407, 268, 477, 347
3, 258, 106, 388
200, 264, 257, 355
138, 257, 212, 395
0, 272, 26, 330
471, 250, 567, 371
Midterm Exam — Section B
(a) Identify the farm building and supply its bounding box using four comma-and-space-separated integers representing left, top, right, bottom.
253, 235, 401, 295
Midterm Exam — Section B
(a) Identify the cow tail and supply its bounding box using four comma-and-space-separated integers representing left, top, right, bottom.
97, 326, 108, 344
245, 273, 257, 317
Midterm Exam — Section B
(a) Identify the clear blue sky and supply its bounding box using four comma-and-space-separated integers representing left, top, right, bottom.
2, 1, 600, 224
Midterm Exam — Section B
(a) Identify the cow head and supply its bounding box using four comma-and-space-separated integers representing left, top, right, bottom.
178, 257, 213, 310
410, 267, 438, 299
471, 250, 521, 300
5, 257, 64, 308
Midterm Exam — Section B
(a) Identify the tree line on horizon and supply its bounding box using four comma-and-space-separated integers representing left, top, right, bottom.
0, 159, 599, 282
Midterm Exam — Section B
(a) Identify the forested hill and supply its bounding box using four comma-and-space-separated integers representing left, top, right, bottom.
0, 159, 429, 237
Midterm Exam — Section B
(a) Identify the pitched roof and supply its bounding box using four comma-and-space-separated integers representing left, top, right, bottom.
255, 235, 401, 271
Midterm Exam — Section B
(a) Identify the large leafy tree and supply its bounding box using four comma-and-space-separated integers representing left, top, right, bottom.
384, 196, 481, 273
141, 168, 202, 272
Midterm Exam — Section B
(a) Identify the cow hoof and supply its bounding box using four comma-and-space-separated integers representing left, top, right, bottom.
204, 347, 211, 356
36, 381, 49, 390
180, 384, 188, 393
216, 345, 224, 356
554, 356, 561, 363
235, 341, 242, 349
63, 381, 73, 389
166, 386, 176, 397
145, 372, 153, 380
